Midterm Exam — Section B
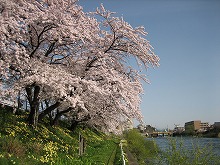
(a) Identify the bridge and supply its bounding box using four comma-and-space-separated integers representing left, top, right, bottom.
146, 131, 172, 137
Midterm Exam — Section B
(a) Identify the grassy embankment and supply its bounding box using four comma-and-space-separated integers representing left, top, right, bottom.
123, 129, 158, 165
0, 107, 122, 165
1, 106, 219, 165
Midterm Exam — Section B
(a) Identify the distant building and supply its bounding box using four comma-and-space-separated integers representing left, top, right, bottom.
214, 122, 220, 129
173, 125, 185, 134
137, 124, 145, 133
137, 124, 156, 133
200, 122, 210, 131
185, 120, 210, 132
185, 120, 201, 132
145, 125, 156, 133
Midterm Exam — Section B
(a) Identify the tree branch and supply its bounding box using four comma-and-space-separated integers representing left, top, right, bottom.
85, 57, 98, 71
45, 40, 57, 57
29, 24, 56, 58
38, 101, 61, 121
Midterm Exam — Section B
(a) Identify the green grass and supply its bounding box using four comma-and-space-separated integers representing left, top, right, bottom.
0, 108, 120, 165
123, 129, 159, 165
113, 144, 123, 165
123, 129, 220, 165
81, 140, 120, 164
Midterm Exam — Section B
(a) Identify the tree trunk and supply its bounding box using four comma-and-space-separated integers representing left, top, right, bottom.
17, 91, 21, 110
70, 114, 91, 131
28, 102, 39, 126
26, 85, 40, 127
70, 120, 79, 131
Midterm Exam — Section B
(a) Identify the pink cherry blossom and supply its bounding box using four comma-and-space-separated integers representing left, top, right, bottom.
0, 0, 159, 134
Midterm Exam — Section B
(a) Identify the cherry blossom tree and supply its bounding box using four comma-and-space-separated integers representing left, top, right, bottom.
0, 0, 159, 134
0, 0, 100, 125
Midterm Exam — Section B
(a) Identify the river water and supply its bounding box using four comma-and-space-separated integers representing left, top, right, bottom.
151, 137, 220, 156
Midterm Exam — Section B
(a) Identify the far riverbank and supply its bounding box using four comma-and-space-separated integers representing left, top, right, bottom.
173, 129, 220, 138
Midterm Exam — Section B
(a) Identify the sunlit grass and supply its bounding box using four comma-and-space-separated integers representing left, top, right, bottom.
0, 108, 120, 164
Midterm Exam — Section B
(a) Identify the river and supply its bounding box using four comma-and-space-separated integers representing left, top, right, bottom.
147, 137, 220, 164
151, 137, 220, 156
146, 137, 220, 165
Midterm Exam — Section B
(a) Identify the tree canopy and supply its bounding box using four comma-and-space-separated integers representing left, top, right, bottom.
0, 0, 159, 134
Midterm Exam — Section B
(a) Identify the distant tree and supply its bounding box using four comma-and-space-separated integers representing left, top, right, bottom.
185, 125, 196, 136
0, 0, 159, 133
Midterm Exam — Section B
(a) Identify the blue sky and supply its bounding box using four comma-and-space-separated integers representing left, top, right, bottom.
79, 0, 220, 129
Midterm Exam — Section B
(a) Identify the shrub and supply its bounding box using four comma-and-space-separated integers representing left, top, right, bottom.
1, 136, 26, 157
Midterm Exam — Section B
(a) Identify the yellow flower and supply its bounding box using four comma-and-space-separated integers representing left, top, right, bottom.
40, 141, 58, 164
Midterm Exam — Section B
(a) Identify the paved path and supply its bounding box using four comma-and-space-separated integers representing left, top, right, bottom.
124, 148, 139, 165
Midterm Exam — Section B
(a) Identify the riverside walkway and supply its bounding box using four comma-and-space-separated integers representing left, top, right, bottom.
124, 148, 139, 165
119, 140, 139, 165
